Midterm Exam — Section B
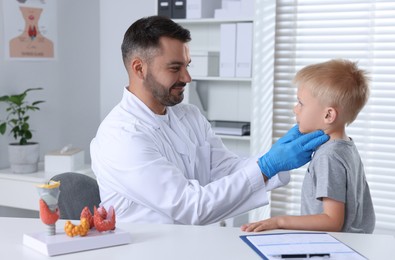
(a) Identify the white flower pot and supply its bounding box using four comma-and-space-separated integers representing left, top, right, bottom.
8, 143, 39, 173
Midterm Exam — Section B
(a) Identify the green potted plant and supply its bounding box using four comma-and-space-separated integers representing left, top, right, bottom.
0, 88, 45, 173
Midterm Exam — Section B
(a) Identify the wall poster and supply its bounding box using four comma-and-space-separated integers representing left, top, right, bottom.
3, 0, 57, 60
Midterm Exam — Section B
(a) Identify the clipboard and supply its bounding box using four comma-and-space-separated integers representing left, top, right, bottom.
240, 232, 367, 259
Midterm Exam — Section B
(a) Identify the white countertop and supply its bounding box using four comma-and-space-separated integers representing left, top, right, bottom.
0, 164, 93, 211
0, 217, 394, 260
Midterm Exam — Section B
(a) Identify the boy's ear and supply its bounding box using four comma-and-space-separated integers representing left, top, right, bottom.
324, 107, 337, 124
131, 58, 145, 79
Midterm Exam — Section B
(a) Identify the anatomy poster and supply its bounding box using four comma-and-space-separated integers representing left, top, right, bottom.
3, 0, 57, 60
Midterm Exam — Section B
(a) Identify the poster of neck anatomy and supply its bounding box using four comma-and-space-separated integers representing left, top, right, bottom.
3, 0, 57, 60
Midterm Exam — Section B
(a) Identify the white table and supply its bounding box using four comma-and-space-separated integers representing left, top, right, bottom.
0, 217, 394, 260
0, 164, 93, 211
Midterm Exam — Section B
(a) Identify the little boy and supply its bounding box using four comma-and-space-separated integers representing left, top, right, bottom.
242, 59, 375, 233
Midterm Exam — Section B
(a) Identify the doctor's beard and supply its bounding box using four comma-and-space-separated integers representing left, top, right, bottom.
143, 69, 186, 107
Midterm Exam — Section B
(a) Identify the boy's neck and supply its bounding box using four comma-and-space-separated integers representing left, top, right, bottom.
324, 126, 349, 141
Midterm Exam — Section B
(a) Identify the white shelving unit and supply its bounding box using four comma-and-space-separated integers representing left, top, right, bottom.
192, 76, 251, 82
219, 135, 251, 141
177, 18, 254, 157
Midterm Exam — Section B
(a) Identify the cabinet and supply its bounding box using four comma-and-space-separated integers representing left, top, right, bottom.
175, 18, 253, 157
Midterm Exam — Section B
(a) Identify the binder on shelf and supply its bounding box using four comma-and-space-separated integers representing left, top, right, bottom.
158, 0, 172, 18
236, 22, 253, 78
219, 23, 237, 77
210, 121, 250, 136
215, 0, 254, 19
189, 51, 219, 77
183, 81, 208, 117
215, 0, 241, 19
186, 0, 222, 19
172, 0, 186, 19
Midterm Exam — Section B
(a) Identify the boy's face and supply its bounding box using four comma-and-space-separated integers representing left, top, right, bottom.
294, 85, 327, 134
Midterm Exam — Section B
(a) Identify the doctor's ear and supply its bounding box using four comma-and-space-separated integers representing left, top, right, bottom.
324, 107, 337, 124
131, 58, 145, 79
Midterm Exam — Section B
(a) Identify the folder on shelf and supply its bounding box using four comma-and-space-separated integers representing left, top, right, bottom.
186, 0, 222, 19
219, 23, 237, 77
236, 22, 253, 77
215, 0, 241, 19
158, 0, 172, 18
189, 51, 219, 77
172, 0, 186, 19
183, 81, 208, 117
210, 120, 250, 136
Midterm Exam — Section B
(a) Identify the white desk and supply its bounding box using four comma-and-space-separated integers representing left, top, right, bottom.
0, 164, 93, 211
0, 217, 394, 260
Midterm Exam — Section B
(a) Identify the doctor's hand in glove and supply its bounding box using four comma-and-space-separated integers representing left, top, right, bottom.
258, 125, 329, 179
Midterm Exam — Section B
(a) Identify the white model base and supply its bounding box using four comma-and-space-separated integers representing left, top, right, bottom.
23, 228, 132, 256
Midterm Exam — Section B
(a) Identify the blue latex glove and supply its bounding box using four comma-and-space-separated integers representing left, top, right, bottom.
258, 125, 329, 179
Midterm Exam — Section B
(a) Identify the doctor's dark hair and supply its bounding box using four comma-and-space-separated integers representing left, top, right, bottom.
121, 15, 191, 70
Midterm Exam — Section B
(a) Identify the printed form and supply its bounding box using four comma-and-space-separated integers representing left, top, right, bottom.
240, 232, 366, 259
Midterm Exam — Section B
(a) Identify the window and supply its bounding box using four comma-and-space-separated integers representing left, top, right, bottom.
254, 0, 395, 235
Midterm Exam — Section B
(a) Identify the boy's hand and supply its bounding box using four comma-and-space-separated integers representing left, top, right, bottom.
241, 217, 282, 232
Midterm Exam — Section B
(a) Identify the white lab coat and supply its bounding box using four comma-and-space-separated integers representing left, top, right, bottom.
90, 88, 289, 224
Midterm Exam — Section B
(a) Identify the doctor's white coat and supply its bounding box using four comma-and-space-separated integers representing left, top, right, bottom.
90, 88, 289, 224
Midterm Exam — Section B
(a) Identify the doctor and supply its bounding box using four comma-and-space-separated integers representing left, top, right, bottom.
90, 16, 328, 225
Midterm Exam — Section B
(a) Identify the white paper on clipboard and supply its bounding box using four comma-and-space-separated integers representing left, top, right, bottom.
240, 232, 367, 260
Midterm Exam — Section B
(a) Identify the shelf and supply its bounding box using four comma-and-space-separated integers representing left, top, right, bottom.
192, 76, 252, 82
0, 163, 93, 183
174, 18, 253, 24
218, 135, 251, 141
0, 164, 93, 211
179, 16, 254, 156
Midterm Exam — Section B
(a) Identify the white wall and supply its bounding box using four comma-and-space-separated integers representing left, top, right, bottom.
0, 0, 98, 168
99, 0, 157, 119
56, 0, 100, 161
1, 1, 157, 169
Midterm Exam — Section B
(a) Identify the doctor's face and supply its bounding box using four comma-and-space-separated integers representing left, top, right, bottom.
143, 37, 192, 108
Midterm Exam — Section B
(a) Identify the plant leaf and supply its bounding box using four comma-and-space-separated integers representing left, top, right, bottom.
0, 122, 6, 135
27, 106, 39, 111
32, 100, 45, 106
9, 95, 24, 106
20, 138, 27, 145
0, 95, 10, 102
22, 122, 29, 131
1, 87, 44, 143
24, 87, 43, 93
25, 130, 32, 140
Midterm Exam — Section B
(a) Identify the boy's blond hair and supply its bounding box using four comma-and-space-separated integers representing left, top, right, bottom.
293, 59, 370, 125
